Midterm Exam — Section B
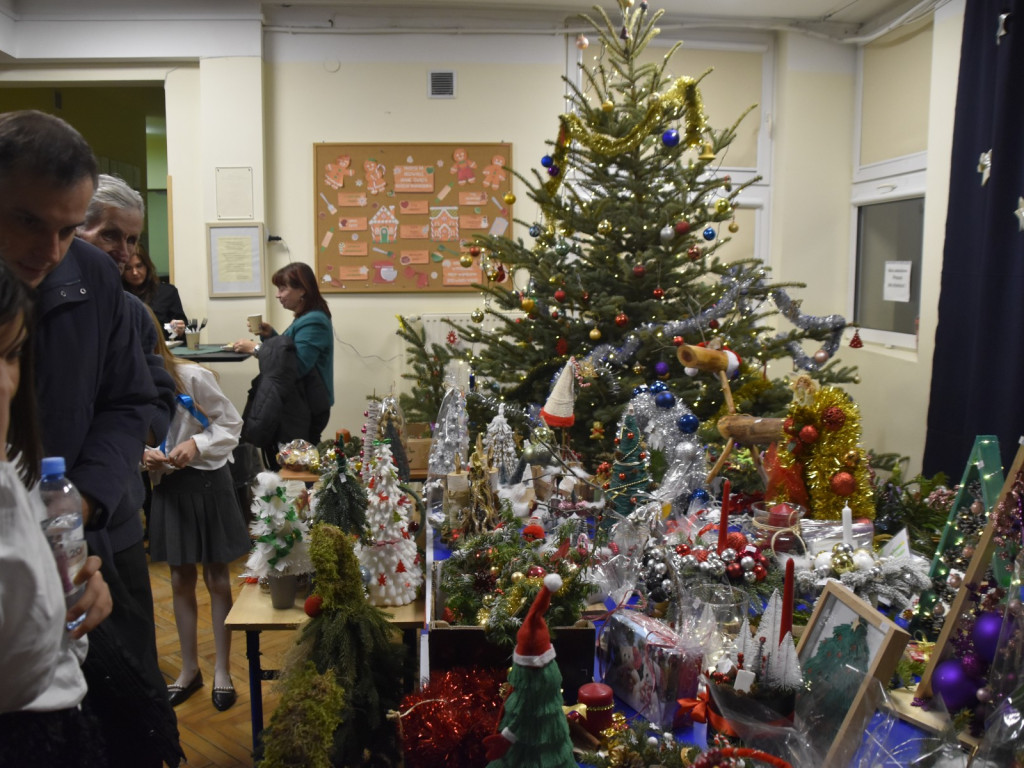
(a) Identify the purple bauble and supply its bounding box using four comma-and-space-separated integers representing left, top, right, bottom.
654, 361, 670, 377
972, 612, 1004, 665
932, 658, 979, 713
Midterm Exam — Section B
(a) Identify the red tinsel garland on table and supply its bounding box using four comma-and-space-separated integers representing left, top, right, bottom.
397, 668, 505, 768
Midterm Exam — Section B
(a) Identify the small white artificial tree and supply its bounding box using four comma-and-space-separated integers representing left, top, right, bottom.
247, 472, 313, 577
357, 441, 424, 606
482, 403, 519, 484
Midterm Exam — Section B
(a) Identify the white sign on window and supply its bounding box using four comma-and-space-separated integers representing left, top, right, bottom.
883, 261, 911, 303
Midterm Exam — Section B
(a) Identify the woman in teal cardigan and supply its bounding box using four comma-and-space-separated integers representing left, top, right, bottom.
233, 262, 334, 444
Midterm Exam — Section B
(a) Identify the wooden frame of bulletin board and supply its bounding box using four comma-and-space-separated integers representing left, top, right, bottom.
313, 142, 513, 293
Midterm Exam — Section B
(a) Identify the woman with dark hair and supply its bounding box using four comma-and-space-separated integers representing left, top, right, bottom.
122, 246, 188, 337
0, 260, 113, 765
233, 262, 334, 465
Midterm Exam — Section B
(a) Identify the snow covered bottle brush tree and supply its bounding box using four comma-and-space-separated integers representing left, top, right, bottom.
357, 441, 424, 606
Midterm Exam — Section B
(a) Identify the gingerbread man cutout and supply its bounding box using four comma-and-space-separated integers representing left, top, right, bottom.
363, 159, 387, 195
449, 147, 477, 185
481, 154, 508, 189
324, 155, 354, 190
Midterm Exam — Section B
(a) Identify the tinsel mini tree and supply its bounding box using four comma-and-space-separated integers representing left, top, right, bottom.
313, 440, 368, 536
436, 1, 855, 471
360, 399, 382, 483
605, 409, 653, 522
482, 403, 519, 484
358, 441, 423, 607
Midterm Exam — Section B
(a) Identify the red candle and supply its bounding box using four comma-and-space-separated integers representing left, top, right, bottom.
577, 682, 614, 736
780, 557, 794, 644
717, 480, 731, 553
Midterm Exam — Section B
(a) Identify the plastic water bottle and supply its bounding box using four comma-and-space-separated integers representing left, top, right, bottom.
39, 456, 88, 621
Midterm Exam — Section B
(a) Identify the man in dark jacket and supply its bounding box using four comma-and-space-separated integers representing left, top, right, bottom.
0, 110, 182, 767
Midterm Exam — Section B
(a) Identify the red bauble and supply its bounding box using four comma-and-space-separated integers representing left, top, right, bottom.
687, 245, 701, 260
615, 312, 629, 327
753, 563, 767, 581
527, 565, 547, 578
693, 548, 710, 562
554, 288, 567, 303
726, 562, 743, 579
653, 287, 665, 300
581, 292, 590, 303
799, 424, 820, 444
469, 245, 481, 257
821, 405, 847, 430
830, 471, 857, 496
632, 264, 646, 278
675, 544, 691, 556
725, 531, 749, 552
555, 338, 569, 355
708, 319, 719, 330
674, 220, 691, 235
783, 417, 796, 435
304, 594, 324, 617
550, 309, 560, 319
672, 335, 684, 346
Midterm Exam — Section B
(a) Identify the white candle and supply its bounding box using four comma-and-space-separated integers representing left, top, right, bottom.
842, 504, 853, 547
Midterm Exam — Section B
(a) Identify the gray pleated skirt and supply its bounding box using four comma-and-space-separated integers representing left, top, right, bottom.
149, 465, 252, 566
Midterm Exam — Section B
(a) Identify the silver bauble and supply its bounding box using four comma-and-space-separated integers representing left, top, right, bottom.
720, 548, 737, 563
740, 556, 755, 571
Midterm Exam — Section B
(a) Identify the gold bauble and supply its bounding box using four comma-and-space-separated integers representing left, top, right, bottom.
471, 308, 485, 323
832, 552, 855, 574
476, 609, 491, 626
503, 191, 517, 205
482, 593, 496, 607
521, 297, 536, 313
589, 327, 602, 341
601, 99, 614, 112
715, 199, 731, 215
728, 220, 739, 233
459, 254, 473, 268
564, 562, 578, 574
597, 219, 612, 235
511, 571, 524, 582
844, 450, 861, 467
632, 363, 645, 375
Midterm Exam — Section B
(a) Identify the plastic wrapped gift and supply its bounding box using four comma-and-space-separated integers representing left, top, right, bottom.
598, 609, 701, 728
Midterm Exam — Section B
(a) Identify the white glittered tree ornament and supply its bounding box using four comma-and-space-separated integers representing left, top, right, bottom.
360, 399, 383, 484
482, 403, 519, 484
357, 441, 424, 606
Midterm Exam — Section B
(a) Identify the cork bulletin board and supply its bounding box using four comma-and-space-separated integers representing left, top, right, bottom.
313, 142, 513, 293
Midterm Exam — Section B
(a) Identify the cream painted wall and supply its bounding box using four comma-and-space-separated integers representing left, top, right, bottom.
262, 31, 567, 436
843, 0, 963, 474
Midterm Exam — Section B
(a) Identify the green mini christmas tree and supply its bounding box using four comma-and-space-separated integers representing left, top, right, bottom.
313, 440, 368, 536
605, 409, 652, 521
436, 1, 854, 470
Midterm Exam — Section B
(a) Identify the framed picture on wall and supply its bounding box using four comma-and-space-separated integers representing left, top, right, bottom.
207, 222, 266, 297
795, 581, 910, 766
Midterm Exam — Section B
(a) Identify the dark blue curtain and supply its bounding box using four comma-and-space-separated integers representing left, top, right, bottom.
924, 2, 1024, 477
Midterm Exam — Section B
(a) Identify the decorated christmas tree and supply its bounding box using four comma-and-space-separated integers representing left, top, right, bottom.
439, 1, 854, 470
313, 439, 369, 536
396, 314, 450, 425
482, 403, 519, 484
605, 409, 653, 521
357, 441, 424, 607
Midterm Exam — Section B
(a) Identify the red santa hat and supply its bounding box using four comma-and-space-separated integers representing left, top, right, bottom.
512, 573, 563, 668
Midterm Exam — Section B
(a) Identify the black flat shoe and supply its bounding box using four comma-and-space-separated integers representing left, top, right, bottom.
212, 684, 237, 711
167, 671, 203, 707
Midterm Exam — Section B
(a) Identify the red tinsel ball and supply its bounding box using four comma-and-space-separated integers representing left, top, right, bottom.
799, 425, 819, 444
830, 471, 857, 497
693, 548, 710, 562
304, 594, 323, 617
821, 405, 847, 430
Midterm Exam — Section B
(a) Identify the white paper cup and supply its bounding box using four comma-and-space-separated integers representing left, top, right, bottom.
247, 314, 262, 334
185, 330, 200, 350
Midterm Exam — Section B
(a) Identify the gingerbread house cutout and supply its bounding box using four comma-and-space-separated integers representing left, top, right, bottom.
429, 207, 460, 241
370, 205, 399, 243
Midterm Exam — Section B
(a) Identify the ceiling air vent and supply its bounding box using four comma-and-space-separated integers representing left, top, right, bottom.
428, 70, 456, 99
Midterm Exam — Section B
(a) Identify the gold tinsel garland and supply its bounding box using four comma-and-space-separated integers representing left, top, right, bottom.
784, 383, 874, 521
542, 74, 708, 205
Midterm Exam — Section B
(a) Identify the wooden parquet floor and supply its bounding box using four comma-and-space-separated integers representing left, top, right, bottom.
150, 555, 293, 768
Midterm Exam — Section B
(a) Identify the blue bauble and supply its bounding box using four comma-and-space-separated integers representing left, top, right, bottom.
649, 381, 668, 393
541, 154, 554, 167
932, 658, 979, 713
632, 384, 650, 396
661, 129, 680, 148
529, 224, 541, 238
691, 488, 710, 503
703, 226, 716, 241
655, 391, 676, 408
678, 413, 700, 434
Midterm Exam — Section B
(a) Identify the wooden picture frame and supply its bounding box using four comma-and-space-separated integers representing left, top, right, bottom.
796, 581, 910, 766
207, 222, 266, 297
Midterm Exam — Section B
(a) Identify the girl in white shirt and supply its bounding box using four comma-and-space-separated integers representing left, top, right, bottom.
143, 327, 251, 712
0, 262, 112, 765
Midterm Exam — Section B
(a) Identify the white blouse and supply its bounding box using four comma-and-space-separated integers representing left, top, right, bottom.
0, 461, 88, 713
149, 362, 242, 484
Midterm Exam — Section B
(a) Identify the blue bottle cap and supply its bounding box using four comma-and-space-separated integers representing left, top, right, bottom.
41, 456, 66, 476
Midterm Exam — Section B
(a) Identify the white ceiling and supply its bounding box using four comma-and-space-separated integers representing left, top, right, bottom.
3, 0, 938, 42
